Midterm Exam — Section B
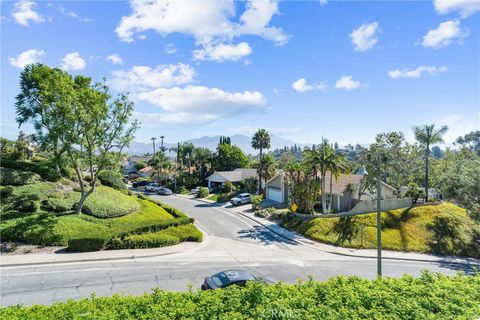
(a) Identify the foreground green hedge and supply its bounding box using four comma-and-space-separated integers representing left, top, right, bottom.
0, 159, 61, 182
2, 272, 479, 319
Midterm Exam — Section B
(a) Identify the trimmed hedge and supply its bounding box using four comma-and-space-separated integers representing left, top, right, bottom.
0, 167, 41, 186
83, 187, 140, 218
41, 192, 79, 213
1, 272, 479, 319
98, 170, 126, 190
197, 187, 208, 198
110, 224, 202, 249
0, 159, 61, 182
67, 237, 108, 252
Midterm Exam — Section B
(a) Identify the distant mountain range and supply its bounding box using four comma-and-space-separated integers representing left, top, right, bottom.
124, 134, 307, 156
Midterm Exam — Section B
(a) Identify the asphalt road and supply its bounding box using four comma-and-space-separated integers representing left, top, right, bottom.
1, 194, 476, 306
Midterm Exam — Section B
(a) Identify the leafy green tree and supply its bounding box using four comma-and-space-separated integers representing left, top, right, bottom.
214, 143, 249, 171
135, 161, 147, 171
413, 124, 448, 202
327, 152, 350, 213
194, 147, 213, 180
15, 64, 138, 214
251, 129, 271, 192
456, 131, 480, 156
285, 161, 320, 214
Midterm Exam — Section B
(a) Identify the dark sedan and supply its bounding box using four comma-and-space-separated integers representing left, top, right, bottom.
201, 269, 273, 290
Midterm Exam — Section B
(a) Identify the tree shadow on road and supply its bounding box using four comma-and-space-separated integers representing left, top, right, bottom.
434, 260, 479, 275
195, 203, 225, 208
237, 225, 298, 246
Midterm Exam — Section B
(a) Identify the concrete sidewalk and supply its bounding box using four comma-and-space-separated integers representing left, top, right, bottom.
196, 197, 480, 267
0, 241, 200, 267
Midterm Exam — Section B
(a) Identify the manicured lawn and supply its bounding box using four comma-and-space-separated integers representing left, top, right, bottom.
281, 203, 479, 258
206, 193, 219, 201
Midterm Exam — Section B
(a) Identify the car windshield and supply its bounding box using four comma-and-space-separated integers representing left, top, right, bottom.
210, 272, 231, 287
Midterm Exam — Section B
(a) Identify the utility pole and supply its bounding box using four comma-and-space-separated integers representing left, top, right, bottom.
160, 135, 165, 154
376, 158, 382, 277
151, 137, 156, 158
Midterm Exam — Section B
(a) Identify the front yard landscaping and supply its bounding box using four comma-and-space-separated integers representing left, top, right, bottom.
1, 167, 202, 252
280, 202, 480, 259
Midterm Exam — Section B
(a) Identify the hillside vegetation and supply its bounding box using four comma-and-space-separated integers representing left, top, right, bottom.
2, 272, 479, 319
0, 166, 202, 252
282, 203, 480, 258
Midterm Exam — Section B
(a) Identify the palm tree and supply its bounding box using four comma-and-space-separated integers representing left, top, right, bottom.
259, 154, 276, 182
413, 124, 448, 202
304, 139, 335, 213
327, 152, 350, 213
251, 129, 271, 193
194, 147, 213, 180
151, 137, 157, 157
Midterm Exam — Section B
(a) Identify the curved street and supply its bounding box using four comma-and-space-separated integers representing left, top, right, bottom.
1, 195, 476, 306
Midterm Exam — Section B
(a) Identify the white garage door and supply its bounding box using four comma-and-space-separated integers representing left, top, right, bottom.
267, 187, 283, 203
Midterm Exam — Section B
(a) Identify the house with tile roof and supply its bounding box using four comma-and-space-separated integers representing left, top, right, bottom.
206, 168, 258, 190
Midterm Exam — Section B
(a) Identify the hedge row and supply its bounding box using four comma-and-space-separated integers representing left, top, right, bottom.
1, 272, 479, 319
97, 170, 126, 190
0, 159, 61, 182
110, 224, 203, 249
67, 237, 108, 252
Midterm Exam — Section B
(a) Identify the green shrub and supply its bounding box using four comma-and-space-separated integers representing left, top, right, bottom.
82, 187, 140, 218
176, 186, 189, 194
41, 192, 79, 213
0, 159, 61, 182
251, 195, 263, 210
255, 207, 275, 218
1, 272, 479, 319
217, 192, 235, 203
0, 167, 41, 186
98, 170, 126, 190
0, 186, 14, 198
161, 224, 203, 242
67, 237, 108, 252
17, 199, 40, 213
110, 232, 179, 249
223, 181, 234, 193
197, 187, 209, 198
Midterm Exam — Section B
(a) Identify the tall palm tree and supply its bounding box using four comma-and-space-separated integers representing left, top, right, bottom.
194, 147, 213, 180
327, 152, 350, 213
413, 124, 448, 202
304, 139, 335, 213
259, 154, 276, 183
251, 129, 271, 193
151, 137, 157, 157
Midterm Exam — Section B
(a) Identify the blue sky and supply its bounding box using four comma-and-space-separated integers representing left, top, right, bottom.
2, 0, 479, 146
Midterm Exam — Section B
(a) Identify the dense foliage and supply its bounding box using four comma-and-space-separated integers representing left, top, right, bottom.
82, 186, 140, 218
97, 170, 126, 190
197, 187, 209, 198
2, 272, 479, 319
0, 167, 41, 186
282, 203, 480, 258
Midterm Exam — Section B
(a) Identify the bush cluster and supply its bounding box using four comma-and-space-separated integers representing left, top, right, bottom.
67, 237, 108, 252
1, 272, 479, 319
0, 167, 41, 186
97, 170, 126, 190
82, 187, 140, 218
254, 207, 276, 218
110, 224, 202, 249
251, 195, 263, 210
41, 192, 79, 213
196, 187, 209, 198
217, 192, 235, 203
1, 159, 61, 182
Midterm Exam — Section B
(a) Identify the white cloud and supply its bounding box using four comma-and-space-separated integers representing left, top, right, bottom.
133, 111, 219, 126
110, 63, 196, 93
133, 85, 266, 125
9, 49, 45, 68
193, 42, 252, 61
106, 54, 123, 65
165, 43, 177, 54
57, 5, 91, 22
422, 20, 466, 49
434, 0, 480, 18
350, 21, 379, 51
319, 0, 328, 6
292, 78, 328, 93
115, 0, 287, 60
440, 113, 462, 125
12, 1, 44, 26
335, 75, 363, 90
388, 65, 448, 79
60, 52, 86, 71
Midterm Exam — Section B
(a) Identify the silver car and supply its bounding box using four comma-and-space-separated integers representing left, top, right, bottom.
230, 193, 251, 205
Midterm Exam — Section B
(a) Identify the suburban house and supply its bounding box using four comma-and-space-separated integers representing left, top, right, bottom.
138, 166, 155, 177
265, 168, 398, 213
122, 155, 150, 176
206, 168, 258, 190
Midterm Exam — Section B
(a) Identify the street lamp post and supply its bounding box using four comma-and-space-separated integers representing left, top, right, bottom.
376, 162, 382, 277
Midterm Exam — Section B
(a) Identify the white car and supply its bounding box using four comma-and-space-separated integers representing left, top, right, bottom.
230, 193, 252, 206
190, 186, 201, 194
145, 183, 161, 192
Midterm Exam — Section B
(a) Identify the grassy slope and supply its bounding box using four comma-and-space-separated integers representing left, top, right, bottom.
282, 203, 478, 257
1, 170, 200, 248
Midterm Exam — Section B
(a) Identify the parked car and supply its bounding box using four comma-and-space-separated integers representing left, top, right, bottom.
230, 193, 252, 205
145, 183, 161, 192
132, 180, 150, 188
190, 186, 201, 194
201, 269, 273, 290
157, 187, 173, 195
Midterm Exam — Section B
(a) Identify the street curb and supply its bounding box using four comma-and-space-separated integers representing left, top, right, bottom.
0, 250, 182, 268
189, 196, 480, 266
220, 204, 480, 267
